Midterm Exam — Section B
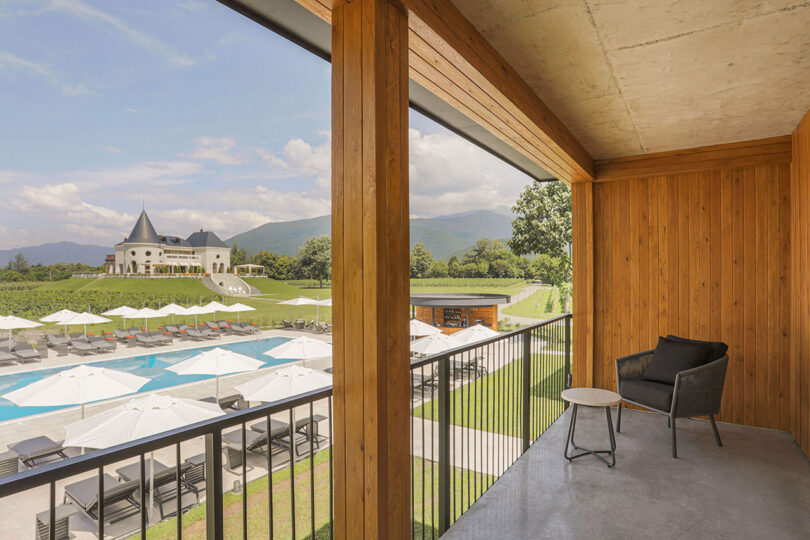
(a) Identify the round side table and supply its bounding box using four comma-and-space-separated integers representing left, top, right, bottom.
561, 388, 622, 468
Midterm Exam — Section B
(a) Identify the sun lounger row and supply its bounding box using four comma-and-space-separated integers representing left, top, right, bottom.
0, 339, 43, 365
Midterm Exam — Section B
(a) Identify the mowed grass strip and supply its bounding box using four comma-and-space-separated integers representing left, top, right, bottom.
502, 286, 566, 320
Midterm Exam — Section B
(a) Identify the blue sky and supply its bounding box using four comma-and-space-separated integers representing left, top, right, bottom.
0, 0, 533, 249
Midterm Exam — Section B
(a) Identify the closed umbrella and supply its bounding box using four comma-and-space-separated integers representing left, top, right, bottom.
102, 306, 138, 317
123, 308, 162, 331
0, 315, 42, 348
61, 312, 112, 337
264, 336, 332, 367
2, 364, 149, 419
410, 319, 442, 338
221, 302, 256, 324
167, 347, 264, 399
410, 333, 462, 356
452, 324, 500, 345
64, 394, 224, 515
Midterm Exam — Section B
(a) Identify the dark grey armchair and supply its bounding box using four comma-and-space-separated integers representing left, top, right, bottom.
615, 338, 728, 458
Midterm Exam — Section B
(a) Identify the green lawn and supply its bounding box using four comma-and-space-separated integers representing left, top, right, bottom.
410, 278, 526, 298
502, 286, 566, 320
133, 450, 491, 539
413, 355, 567, 438
243, 278, 330, 300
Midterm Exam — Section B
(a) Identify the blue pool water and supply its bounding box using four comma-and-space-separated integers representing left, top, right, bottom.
0, 337, 293, 422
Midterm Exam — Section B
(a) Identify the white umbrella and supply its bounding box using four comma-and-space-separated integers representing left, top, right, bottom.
316, 298, 332, 307
221, 302, 256, 323
123, 308, 163, 331
61, 312, 112, 337
64, 394, 224, 515
40, 309, 79, 323
182, 305, 214, 326
410, 319, 442, 338
204, 301, 228, 321
278, 297, 317, 306
410, 333, 463, 356
0, 315, 42, 348
236, 365, 332, 403
452, 324, 500, 345
156, 303, 186, 324
167, 347, 264, 399
264, 336, 332, 366
2, 364, 149, 419
102, 306, 138, 317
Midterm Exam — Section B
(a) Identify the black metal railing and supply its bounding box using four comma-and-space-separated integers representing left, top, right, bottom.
0, 387, 333, 540
0, 315, 570, 540
409, 315, 571, 537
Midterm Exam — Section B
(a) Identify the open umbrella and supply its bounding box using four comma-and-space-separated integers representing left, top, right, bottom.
221, 302, 256, 324
123, 308, 162, 331
64, 394, 224, 515
203, 301, 228, 322
167, 347, 264, 399
2, 364, 149, 419
236, 365, 332, 403
0, 315, 42, 348
451, 324, 500, 345
410, 319, 442, 338
316, 298, 332, 307
264, 336, 332, 367
181, 305, 214, 326
102, 306, 138, 317
278, 297, 317, 306
40, 309, 79, 323
61, 312, 112, 337
410, 333, 462, 356
156, 303, 186, 324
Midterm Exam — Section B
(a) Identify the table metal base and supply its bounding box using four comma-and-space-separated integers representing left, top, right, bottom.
563, 404, 617, 468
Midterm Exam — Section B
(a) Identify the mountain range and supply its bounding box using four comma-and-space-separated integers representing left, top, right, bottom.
227, 210, 514, 260
0, 242, 110, 267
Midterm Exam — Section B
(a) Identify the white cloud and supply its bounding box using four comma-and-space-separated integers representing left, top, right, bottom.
152, 208, 272, 240
51, 0, 196, 67
187, 136, 243, 166
125, 107, 138, 114
259, 132, 331, 188
103, 146, 123, 154
197, 185, 331, 224
0, 50, 87, 96
70, 160, 204, 188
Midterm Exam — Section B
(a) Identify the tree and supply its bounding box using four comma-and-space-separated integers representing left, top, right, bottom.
448, 256, 462, 278
230, 243, 248, 267
489, 259, 513, 278
10, 252, 29, 274
531, 254, 564, 285
428, 259, 449, 278
297, 235, 332, 287
509, 181, 572, 263
410, 243, 434, 278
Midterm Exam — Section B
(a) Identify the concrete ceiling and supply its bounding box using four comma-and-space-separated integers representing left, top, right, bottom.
450, 0, 810, 159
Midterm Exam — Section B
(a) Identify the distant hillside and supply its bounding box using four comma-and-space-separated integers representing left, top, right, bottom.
0, 242, 108, 266
227, 210, 514, 260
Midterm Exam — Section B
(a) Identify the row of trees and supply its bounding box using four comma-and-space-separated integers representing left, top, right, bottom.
1, 253, 102, 282
230, 235, 332, 286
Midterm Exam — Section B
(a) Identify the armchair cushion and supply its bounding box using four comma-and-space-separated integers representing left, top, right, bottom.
620, 379, 674, 412
643, 336, 712, 385
665, 335, 728, 363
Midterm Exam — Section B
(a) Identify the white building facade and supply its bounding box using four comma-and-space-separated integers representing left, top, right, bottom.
107, 211, 231, 275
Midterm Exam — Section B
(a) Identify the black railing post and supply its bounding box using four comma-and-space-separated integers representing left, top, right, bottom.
205, 430, 224, 540
522, 329, 531, 453
564, 315, 572, 390
438, 355, 451, 535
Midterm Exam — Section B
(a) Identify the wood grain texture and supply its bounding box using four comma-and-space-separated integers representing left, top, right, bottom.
331, 1, 410, 538
295, 0, 595, 184
790, 110, 810, 457
574, 142, 793, 432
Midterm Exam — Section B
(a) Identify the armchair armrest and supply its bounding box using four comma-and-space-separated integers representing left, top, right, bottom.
615, 350, 654, 391
672, 356, 728, 418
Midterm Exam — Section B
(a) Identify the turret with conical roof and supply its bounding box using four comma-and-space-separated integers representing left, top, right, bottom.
126, 210, 160, 243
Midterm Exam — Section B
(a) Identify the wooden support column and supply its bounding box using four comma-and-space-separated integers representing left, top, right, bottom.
331, 1, 410, 538
572, 182, 594, 388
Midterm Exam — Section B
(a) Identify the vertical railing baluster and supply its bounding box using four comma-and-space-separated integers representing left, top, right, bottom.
49, 480, 55, 540
241, 422, 247, 540
437, 355, 450, 535
430, 360, 435, 539
565, 315, 571, 391
328, 398, 334, 540
288, 408, 296, 540
522, 329, 531, 453
410, 367, 415, 539
176, 442, 182, 539
140, 453, 146, 539
204, 430, 223, 540
97, 466, 104, 540
421, 365, 426, 535
267, 414, 274, 540
309, 402, 315, 540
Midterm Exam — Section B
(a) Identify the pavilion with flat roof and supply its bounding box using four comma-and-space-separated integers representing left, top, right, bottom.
410, 293, 510, 333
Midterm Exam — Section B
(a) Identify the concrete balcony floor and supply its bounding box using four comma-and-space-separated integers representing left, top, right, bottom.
443, 407, 810, 540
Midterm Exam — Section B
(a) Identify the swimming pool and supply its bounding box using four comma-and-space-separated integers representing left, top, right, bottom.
0, 337, 294, 422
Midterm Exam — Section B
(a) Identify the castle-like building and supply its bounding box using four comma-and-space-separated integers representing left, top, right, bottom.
106, 210, 230, 275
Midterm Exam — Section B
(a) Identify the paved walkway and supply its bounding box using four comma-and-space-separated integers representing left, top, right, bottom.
499, 282, 545, 326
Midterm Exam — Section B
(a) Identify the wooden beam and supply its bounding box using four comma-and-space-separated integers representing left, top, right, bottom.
331, 0, 410, 538
572, 182, 594, 387
595, 136, 792, 182
295, 0, 595, 184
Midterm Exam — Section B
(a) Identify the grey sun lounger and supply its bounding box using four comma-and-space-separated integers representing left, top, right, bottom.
222, 429, 282, 469
135, 334, 162, 347
116, 459, 198, 520
10, 436, 70, 468
88, 335, 115, 352
70, 340, 99, 356
10, 343, 41, 363
0, 349, 17, 366
0, 450, 19, 478
63, 473, 141, 525
185, 328, 211, 341
47, 334, 69, 348
205, 321, 224, 333
146, 330, 172, 344
113, 329, 134, 341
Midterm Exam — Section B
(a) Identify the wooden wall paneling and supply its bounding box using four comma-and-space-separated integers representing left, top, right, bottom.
778, 164, 791, 432
637, 178, 650, 352
719, 170, 733, 422
742, 167, 756, 427
572, 182, 594, 387
731, 168, 745, 425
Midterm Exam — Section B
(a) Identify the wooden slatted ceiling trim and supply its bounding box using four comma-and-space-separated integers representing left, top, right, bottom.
595, 136, 792, 182
294, 0, 596, 184
574, 140, 794, 433
790, 110, 810, 457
